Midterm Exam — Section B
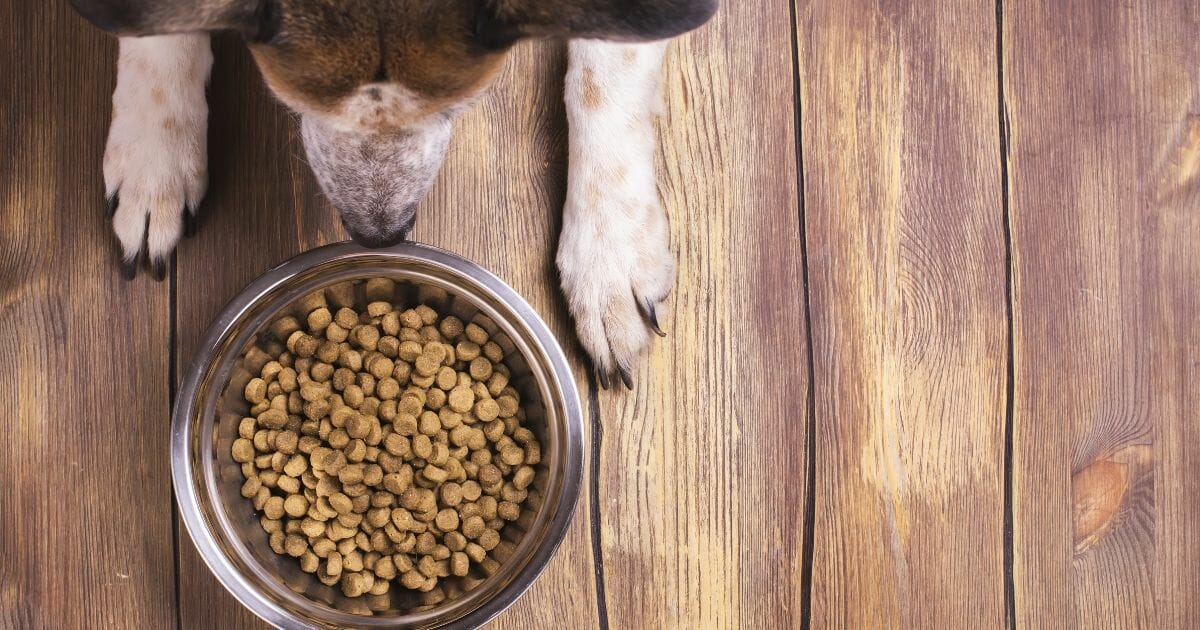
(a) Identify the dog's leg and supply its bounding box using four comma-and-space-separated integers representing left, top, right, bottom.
558, 39, 673, 389
104, 34, 211, 280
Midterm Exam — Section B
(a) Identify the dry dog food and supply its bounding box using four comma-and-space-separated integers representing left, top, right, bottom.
231, 280, 542, 606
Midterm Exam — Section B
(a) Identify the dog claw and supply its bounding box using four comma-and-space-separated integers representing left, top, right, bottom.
616, 362, 634, 390
638, 297, 667, 336
120, 256, 138, 280
106, 193, 119, 218
638, 298, 667, 337
149, 257, 167, 282
183, 207, 197, 238
597, 369, 611, 391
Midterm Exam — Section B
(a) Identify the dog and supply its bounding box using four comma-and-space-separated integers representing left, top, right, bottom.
69, 0, 717, 389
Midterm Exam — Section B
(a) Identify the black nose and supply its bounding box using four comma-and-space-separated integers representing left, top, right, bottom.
339, 204, 418, 249
348, 229, 407, 249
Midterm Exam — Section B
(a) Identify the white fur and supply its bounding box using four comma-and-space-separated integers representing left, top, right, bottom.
558, 40, 673, 383
333, 83, 425, 132
105, 34, 211, 266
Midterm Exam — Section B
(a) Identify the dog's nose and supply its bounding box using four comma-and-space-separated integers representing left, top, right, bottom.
338, 203, 417, 249
347, 228, 407, 249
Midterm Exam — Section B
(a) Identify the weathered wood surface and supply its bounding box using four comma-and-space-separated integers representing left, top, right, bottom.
593, 0, 811, 626
796, 0, 1009, 626
0, 3, 176, 628
4, 0, 1200, 628
1004, 0, 1200, 626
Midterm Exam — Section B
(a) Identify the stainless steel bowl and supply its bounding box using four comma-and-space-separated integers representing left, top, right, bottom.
172, 242, 584, 628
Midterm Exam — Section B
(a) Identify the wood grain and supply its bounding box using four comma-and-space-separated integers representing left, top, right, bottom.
1004, 0, 1200, 625
795, 0, 1009, 626
11, 1, 1200, 627
594, 0, 811, 626
0, 3, 176, 629
172, 36, 600, 628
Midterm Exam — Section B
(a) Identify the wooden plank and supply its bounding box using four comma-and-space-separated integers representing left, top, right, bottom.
174, 37, 599, 628
796, 0, 1009, 626
0, 3, 176, 629
595, 1, 810, 626
1004, 0, 1200, 625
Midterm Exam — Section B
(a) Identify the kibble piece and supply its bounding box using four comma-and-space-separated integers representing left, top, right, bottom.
486, 372, 509, 398
418, 411, 440, 436
376, 377, 400, 401
414, 354, 440, 378
400, 569, 425, 590
232, 438, 255, 463
277, 476, 301, 494
238, 417, 257, 440
345, 414, 371, 440
341, 572, 367, 598
461, 515, 486, 540
496, 395, 519, 419
524, 441, 541, 465
435, 508, 460, 532
258, 409, 288, 430
423, 465, 449, 483
475, 398, 501, 423
438, 315, 464, 339
284, 534, 308, 557
412, 434, 433, 460
330, 493, 354, 515
512, 465, 535, 490
264, 496, 285, 520
429, 443, 450, 466
244, 378, 268, 405
413, 304, 437, 326
468, 356, 492, 381
464, 542, 486, 563
363, 278, 394, 301
240, 476, 262, 498
499, 446, 525, 467
270, 316, 301, 342
415, 532, 437, 555
464, 323, 489, 345
447, 387, 474, 414
325, 323, 348, 343
397, 341, 423, 363
397, 309, 421, 330
478, 528, 500, 551
307, 307, 332, 333
465, 429, 488, 451
426, 388, 447, 411
497, 501, 520, 521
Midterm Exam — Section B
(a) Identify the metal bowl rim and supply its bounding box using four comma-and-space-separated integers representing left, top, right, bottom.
170, 241, 584, 629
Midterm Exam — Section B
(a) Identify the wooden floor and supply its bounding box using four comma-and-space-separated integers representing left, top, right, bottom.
3, 1, 1199, 627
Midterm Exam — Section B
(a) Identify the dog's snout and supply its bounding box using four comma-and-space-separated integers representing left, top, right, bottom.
346, 227, 406, 249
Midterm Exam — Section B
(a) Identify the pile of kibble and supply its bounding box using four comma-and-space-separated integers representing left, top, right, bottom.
230, 278, 541, 604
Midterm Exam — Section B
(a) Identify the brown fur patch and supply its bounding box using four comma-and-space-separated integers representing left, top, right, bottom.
249, 0, 507, 127
151, 87, 166, 105
161, 117, 177, 130
581, 68, 603, 110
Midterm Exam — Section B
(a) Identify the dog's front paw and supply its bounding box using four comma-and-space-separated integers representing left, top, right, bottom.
104, 35, 211, 280
557, 184, 674, 390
